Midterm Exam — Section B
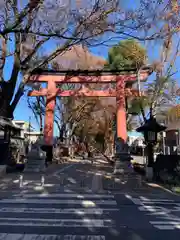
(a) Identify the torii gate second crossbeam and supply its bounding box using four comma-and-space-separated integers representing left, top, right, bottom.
28, 69, 151, 146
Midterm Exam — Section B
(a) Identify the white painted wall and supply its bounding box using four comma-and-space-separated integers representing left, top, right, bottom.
24, 132, 42, 144
128, 136, 144, 147
13, 120, 42, 144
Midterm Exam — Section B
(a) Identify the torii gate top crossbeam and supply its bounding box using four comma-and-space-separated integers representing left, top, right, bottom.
29, 69, 151, 83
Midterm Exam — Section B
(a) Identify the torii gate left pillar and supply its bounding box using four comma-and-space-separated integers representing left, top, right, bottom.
28, 70, 149, 162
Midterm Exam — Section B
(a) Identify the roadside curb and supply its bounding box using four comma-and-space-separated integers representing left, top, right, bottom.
145, 182, 180, 196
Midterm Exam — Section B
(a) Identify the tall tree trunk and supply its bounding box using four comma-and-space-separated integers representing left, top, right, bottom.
37, 97, 43, 132
0, 98, 11, 117
39, 117, 43, 132
0, 82, 14, 118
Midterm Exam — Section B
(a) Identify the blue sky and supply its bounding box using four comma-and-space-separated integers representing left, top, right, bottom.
9, 0, 179, 134
13, 37, 180, 134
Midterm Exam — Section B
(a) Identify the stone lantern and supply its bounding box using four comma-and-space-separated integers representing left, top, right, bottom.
136, 116, 166, 180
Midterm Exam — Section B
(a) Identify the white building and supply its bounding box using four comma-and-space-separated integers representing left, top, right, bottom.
12, 120, 42, 143
127, 131, 145, 147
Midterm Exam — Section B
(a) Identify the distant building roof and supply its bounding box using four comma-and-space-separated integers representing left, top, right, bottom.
24, 131, 42, 135
13, 120, 35, 131
0, 117, 21, 130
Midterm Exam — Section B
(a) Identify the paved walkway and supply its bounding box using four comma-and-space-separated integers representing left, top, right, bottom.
0, 157, 180, 239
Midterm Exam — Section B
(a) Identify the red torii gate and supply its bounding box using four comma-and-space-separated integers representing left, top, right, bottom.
28, 69, 151, 146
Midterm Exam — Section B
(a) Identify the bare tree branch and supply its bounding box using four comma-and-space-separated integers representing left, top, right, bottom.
0, 0, 42, 36
0, 0, 179, 119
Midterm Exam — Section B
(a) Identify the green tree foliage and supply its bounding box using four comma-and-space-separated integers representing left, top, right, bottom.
105, 39, 148, 130
105, 35, 179, 129
105, 39, 147, 70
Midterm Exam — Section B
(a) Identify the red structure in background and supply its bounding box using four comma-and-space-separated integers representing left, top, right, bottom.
28, 70, 151, 146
